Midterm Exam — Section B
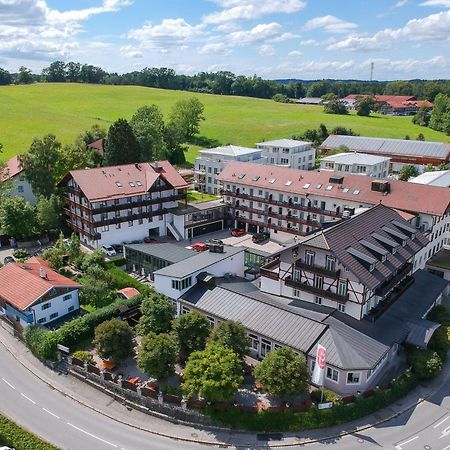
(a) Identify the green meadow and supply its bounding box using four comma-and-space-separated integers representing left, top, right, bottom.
0, 82, 448, 164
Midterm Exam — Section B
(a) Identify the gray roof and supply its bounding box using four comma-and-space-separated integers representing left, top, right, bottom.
320, 152, 390, 165
321, 135, 450, 159
200, 145, 261, 157
154, 246, 244, 278
181, 282, 327, 354
256, 138, 310, 148
409, 170, 450, 187
405, 319, 440, 349
302, 204, 428, 291
124, 243, 195, 264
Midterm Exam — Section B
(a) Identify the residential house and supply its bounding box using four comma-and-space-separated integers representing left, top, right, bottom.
320, 135, 450, 173
319, 152, 390, 178
1, 156, 37, 205
0, 257, 80, 328
58, 161, 189, 247
256, 139, 316, 170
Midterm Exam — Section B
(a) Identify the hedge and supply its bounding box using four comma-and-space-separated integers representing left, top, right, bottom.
0, 413, 58, 450
25, 296, 142, 360
106, 265, 152, 296
208, 373, 418, 432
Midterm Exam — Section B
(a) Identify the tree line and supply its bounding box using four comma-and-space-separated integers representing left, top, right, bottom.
1, 61, 449, 102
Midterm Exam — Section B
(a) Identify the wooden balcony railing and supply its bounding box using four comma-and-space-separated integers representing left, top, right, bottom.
285, 276, 349, 303
295, 260, 341, 278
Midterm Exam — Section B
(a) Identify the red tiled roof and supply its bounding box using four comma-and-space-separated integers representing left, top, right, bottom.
0, 258, 80, 311
60, 161, 188, 202
87, 138, 105, 156
218, 161, 450, 217
1, 156, 23, 182
117, 287, 140, 299
343, 95, 432, 110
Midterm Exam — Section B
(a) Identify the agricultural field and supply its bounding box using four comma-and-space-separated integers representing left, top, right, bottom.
0, 82, 448, 165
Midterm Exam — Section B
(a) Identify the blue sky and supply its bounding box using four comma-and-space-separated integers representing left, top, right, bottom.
1, 0, 449, 80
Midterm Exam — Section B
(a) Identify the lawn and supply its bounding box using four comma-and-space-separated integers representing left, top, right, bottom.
187, 190, 219, 203
0, 83, 448, 165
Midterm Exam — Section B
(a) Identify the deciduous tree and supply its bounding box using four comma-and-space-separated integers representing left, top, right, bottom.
0, 196, 37, 240
136, 295, 175, 335
104, 119, 140, 165
208, 321, 248, 361
398, 165, 419, 181
36, 194, 62, 232
93, 319, 134, 362
169, 98, 205, 140
172, 311, 210, 356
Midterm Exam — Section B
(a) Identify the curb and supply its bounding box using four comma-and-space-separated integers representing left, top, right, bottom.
0, 335, 447, 448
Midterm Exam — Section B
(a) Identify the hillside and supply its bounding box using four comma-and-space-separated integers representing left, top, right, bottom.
0, 83, 448, 164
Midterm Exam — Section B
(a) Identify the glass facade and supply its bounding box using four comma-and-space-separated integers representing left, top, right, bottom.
125, 248, 170, 279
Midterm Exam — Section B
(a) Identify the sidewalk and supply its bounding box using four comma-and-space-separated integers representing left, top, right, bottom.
1, 324, 449, 448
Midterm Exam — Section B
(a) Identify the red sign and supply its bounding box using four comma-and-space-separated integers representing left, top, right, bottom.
317, 346, 326, 369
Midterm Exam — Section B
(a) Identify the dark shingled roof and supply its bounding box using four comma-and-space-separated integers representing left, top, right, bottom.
302, 204, 428, 291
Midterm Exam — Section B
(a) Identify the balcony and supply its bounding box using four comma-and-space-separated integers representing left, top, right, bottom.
374, 263, 413, 297
93, 209, 165, 228
260, 259, 280, 280
221, 189, 342, 218
295, 260, 341, 278
285, 276, 349, 303
66, 221, 100, 240
236, 216, 306, 236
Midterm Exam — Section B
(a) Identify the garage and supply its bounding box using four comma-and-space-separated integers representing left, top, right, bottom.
189, 220, 224, 238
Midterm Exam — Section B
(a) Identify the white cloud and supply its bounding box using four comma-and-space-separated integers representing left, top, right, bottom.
299, 39, 320, 46
228, 22, 297, 45
288, 50, 303, 56
198, 42, 231, 55
127, 19, 205, 51
394, 0, 408, 7
303, 15, 358, 33
203, 0, 306, 24
328, 10, 450, 52
419, 0, 450, 6
120, 45, 142, 58
259, 44, 275, 56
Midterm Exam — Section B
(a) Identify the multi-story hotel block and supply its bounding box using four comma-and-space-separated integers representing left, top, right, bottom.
218, 161, 450, 271
256, 139, 316, 170
59, 161, 189, 247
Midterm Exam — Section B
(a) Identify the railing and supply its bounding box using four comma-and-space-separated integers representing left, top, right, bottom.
93, 209, 165, 227
63, 198, 92, 215
374, 263, 413, 297
236, 217, 307, 236
260, 259, 281, 280
221, 189, 343, 218
63, 208, 93, 227
295, 260, 341, 278
66, 222, 100, 240
285, 276, 349, 303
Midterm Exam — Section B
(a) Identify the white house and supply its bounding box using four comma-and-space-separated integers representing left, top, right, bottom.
256, 139, 316, 170
0, 257, 80, 328
194, 145, 267, 195
1, 156, 37, 205
409, 170, 450, 187
319, 152, 390, 178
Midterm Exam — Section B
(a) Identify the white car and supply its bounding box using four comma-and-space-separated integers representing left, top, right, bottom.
101, 245, 117, 257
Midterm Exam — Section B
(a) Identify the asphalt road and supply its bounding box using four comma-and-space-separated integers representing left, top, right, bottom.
1, 343, 450, 449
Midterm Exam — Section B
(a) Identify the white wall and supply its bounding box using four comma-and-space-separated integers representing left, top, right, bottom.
10, 175, 37, 205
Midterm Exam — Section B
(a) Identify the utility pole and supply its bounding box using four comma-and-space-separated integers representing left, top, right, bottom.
370, 62, 374, 82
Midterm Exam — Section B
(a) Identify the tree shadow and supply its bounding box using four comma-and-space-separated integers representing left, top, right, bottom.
188, 135, 222, 148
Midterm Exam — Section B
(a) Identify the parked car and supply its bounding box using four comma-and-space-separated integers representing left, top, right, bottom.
101, 245, 117, 257
112, 244, 124, 254
231, 228, 245, 237
205, 238, 223, 247
192, 242, 208, 252
252, 232, 270, 244
3, 256, 15, 265
143, 236, 158, 243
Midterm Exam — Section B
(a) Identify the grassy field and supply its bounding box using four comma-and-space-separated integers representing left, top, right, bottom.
0, 83, 448, 164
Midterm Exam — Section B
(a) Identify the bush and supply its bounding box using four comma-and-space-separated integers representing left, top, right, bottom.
428, 326, 450, 361
427, 304, 450, 326
72, 350, 93, 363
13, 248, 29, 261
93, 318, 134, 362
106, 265, 152, 296
24, 326, 58, 361
408, 348, 443, 379
310, 388, 341, 405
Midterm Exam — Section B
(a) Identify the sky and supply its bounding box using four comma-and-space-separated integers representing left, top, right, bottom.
0, 0, 449, 80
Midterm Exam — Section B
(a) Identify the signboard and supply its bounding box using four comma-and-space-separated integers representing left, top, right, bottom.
318, 402, 333, 410
311, 344, 326, 386
57, 344, 70, 354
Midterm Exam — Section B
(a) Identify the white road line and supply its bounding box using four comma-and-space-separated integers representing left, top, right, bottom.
67, 422, 118, 447
2, 378, 15, 390
394, 435, 419, 450
440, 425, 450, 438
434, 415, 450, 428
42, 408, 60, 419
442, 445, 450, 450
20, 393, 36, 404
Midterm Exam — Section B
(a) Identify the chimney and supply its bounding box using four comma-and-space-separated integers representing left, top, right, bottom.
39, 267, 47, 279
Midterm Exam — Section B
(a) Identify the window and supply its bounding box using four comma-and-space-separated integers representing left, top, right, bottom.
261, 338, 272, 356
326, 367, 339, 382
129, 182, 135, 187
303, 183, 310, 189
37, 317, 47, 324
115, 181, 122, 187
338, 280, 347, 296
314, 275, 323, 290
315, 296, 322, 305
136, 181, 143, 186
49, 312, 59, 320
18, 185, 24, 193
207, 316, 215, 327
305, 250, 315, 266
293, 289, 301, 298
128, 221, 133, 227
41, 303, 51, 310
342, 188, 349, 193
181, 305, 191, 315
138, 218, 143, 225
326, 185, 333, 191
63, 294, 72, 302
102, 225, 109, 232
68, 306, 74, 312
326, 256, 336, 272
171, 276, 192, 291
338, 303, 346, 313
249, 334, 259, 350
347, 372, 361, 385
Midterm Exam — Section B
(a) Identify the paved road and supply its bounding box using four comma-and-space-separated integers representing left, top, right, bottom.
1, 342, 450, 449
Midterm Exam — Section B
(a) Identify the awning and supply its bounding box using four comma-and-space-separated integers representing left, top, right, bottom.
405, 319, 441, 349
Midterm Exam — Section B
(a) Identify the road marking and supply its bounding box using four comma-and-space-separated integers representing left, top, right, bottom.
67, 422, 118, 447
42, 408, 60, 419
394, 435, 419, 450
20, 393, 36, 404
2, 378, 15, 390
434, 415, 450, 429
440, 425, 450, 438
442, 445, 450, 450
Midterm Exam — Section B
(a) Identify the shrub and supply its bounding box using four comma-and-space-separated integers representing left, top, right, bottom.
93, 318, 134, 362
310, 388, 341, 405
427, 304, 450, 326
136, 294, 175, 336
81, 249, 106, 271
72, 350, 93, 363
13, 248, 29, 261
24, 326, 58, 361
106, 265, 152, 296
408, 348, 442, 379
428, 326, 450, 361
172, 311, 210, 356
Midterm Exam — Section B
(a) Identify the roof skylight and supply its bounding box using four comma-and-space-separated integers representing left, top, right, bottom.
303, 183, 310, 189
268, 178, 276, 184
115, 181, 122, 187
285, 180, 293, 186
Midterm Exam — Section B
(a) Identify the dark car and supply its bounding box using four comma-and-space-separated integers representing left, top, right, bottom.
112, 244, 124, 254
143, 236, 158, 244
3, 256, 15, 265
205, 238, 223, 247
252, 232, 270, 244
